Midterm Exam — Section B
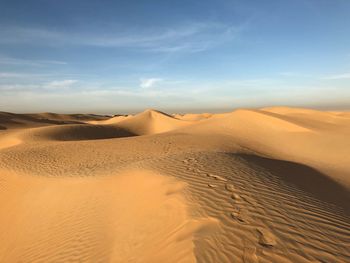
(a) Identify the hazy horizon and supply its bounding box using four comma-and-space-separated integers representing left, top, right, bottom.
2, 102, 350, 116
1, 0, 349, 113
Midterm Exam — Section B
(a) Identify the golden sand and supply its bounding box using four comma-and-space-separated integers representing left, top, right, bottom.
0, 107, 349, 262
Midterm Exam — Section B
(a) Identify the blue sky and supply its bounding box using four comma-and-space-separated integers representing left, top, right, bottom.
0, 0, 349, 113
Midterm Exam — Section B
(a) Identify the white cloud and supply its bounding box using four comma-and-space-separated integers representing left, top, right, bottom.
0, 72, 27, 78
323, 73, 350, 80
0, 56, 67, 66
0, 22, 242, 53
44, 79, 78, 89
279, 72, 299, 77
81, 88, 178, 98
1, 77, 350, 113
0, 71, 72, 81
0, 83, 37, 92
0, 79, 78, 92
140, 78, 163, 88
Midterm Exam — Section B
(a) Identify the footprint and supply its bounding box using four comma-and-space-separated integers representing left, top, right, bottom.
257, 228, 276, 247
212, 174, 228, 182
230, 209, 247, 223
243, 247, 258, 263
207, 173, 226, 181
231, 193, 241, 201
225, 184, 235, 192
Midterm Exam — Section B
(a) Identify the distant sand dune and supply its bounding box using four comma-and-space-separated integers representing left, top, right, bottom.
115, 109, 193, 135
0, 111, 109, 130
0, 107, 349, 262
14, 109, 193, 142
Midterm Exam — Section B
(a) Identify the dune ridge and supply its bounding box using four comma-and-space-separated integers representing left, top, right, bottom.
115, 109, 193, 135
0, 107, 349, 262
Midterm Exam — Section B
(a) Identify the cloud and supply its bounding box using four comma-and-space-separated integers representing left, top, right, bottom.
0, 79, 79, 93
81, 88, 177, 98
1, 77, 350, 113
0, 22, 242, 53
140, 78, 163, 88
0, 83, 37, 92
0, 72, 47, 79
0, 72, 28, 78
44, 79, 78, 89
323, 73, 350, 80
279, 72, 300, 77
0, 56, 67, 66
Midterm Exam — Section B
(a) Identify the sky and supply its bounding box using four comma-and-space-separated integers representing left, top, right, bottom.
0, 0, 349, 114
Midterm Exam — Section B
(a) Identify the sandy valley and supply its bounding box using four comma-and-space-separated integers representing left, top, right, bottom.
0, 107, 349, 262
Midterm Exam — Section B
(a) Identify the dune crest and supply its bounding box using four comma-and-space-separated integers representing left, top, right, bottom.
115, 109, 193, 135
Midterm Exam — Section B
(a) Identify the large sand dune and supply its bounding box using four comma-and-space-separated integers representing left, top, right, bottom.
0, 107, 349, 262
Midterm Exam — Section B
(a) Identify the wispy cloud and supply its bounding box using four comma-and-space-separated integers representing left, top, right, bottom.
0, 56, 67, 66
0, 79, 78, 92
0, 72, 44, 78
279, 72, 301, 77
140, 78, 163, 88
0, 72, 26, 78
81, 88, 179, 98
0, 84, 35, 92
0, 82, 183, 100
0, 22, 242, 53
44, 79, 78, 89
0, 71, 90, 83
1, 76, 349, 113
322, 73, 350, 80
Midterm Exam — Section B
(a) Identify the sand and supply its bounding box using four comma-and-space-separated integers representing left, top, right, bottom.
0, 107, 349, 262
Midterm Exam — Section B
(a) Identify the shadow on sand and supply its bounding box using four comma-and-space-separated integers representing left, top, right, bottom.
235, 153, 350, 214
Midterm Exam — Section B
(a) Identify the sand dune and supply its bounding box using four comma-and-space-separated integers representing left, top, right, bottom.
0, 111, 109, 130
17, 109, 192, 142
115, 109, 193, 135
177, 108, 350, 188
0, 107, 349, 262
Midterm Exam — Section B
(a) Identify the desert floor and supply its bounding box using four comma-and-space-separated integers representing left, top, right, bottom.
0, 107, 349, 262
